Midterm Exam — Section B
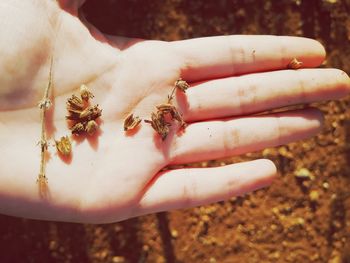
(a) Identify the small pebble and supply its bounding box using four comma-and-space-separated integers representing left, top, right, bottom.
309, 190, 320, 202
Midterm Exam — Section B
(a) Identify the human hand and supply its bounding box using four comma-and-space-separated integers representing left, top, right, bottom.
0, 0, 349, 223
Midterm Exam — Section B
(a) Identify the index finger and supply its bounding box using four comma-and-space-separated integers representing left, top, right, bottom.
172, 35, 326, 82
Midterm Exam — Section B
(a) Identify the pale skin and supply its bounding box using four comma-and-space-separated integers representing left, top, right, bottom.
0, 0, 349, 224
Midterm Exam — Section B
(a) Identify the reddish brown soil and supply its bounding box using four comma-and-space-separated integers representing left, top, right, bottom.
1, 1, 349, 262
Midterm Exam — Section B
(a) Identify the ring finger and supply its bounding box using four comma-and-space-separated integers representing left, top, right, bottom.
170, 108, 322, 164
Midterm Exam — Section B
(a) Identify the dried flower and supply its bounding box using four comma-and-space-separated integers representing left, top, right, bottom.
80, 84, 94, 101
146, 78, 189, 139
85, 120, 98, 135
145, 112, 171, 140
168, 78, 190, 103
156, 103, 186, 128
124, 113, 141, 131
288, 58, 303, 69
175, 78, 189, 92
55, 136, 72, 156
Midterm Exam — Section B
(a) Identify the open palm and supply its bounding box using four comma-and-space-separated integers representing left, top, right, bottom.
0, 0, 349, 223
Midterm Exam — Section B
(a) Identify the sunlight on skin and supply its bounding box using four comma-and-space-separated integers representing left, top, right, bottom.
0, 0, 349, 223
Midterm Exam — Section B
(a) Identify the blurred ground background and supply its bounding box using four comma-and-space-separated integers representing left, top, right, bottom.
0, 0, 349, 262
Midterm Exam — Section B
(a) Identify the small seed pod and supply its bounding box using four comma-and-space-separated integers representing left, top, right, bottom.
55, 136, 72, 156
124, 113, 141, 131
156, 103, 186, 127
71, 122, 85, 135
79, 105, 102, 121
80, 84, 94, 101
175, 78, 190, 92
145, 112, 171, 140
85, 120, 98, 135
67, 94, 84, 110
156, 103, 175, 114
288, 58, 303, 69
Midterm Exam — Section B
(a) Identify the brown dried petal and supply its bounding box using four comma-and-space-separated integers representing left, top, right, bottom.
55, 136, 72, 156
288, 58, 303, 69
80, 84, 94, 101
124, 113, 141, 131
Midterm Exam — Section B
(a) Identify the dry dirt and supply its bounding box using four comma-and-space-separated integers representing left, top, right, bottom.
1, 1, 349, 262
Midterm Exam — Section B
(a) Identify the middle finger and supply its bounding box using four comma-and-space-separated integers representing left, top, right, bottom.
180, 68, 349, 122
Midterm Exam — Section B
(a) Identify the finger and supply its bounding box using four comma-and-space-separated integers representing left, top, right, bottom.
182, 69, 350, 121
170, 108, 322, 164
58, 0, 86, 14
139, 159, 277, 213
172, 35, 325, 82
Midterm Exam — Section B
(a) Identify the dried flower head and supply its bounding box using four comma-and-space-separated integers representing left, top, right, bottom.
55, 136, 72, 156
288, 58, 303, 69
124, 113, 141, 131
175, 78, 190, 93
156, 103, 186, 128
80, 84, 94, 101
168, 78, 190, 103
85, 120, 98, 135
146, 78, 189, 139
66, 86, 102, 136
145, 112, 171, 140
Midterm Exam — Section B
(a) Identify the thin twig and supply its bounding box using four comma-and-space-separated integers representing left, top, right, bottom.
167, 86, 176, 103
37, 57, 54, 198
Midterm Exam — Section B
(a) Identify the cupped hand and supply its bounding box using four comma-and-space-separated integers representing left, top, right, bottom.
0, 0, 349, 223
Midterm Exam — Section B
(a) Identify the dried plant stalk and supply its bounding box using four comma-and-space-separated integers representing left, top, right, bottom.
156, 103, 186, 127
124, 113, 141, 131
288, 58, 303, 69
37, 57, 54, 198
